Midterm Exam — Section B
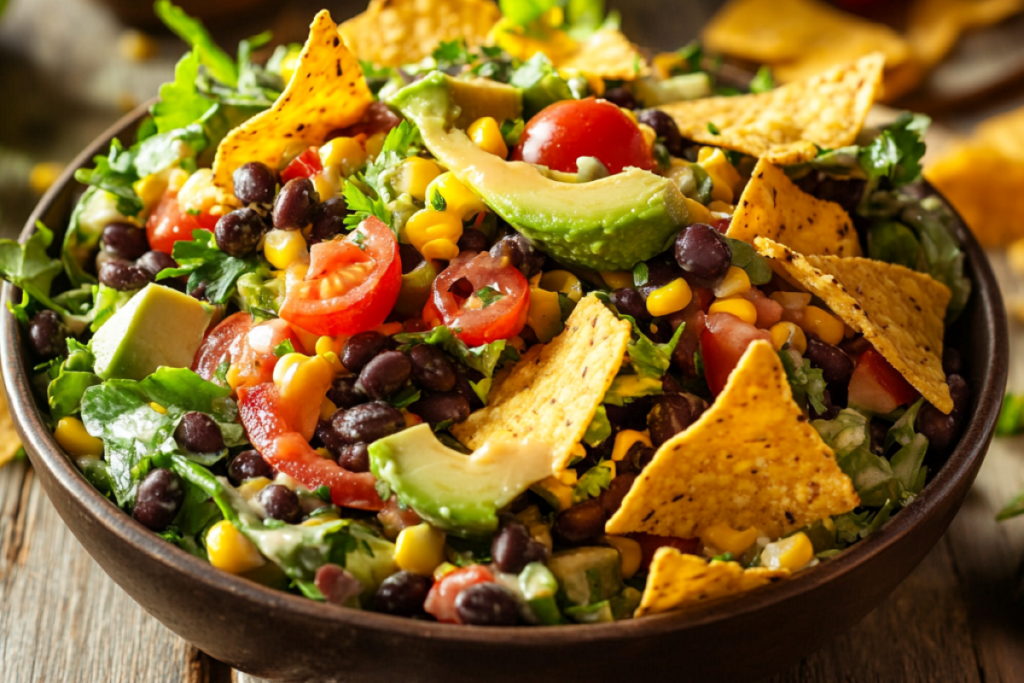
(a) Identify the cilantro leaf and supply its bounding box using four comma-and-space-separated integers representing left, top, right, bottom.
342, 180, 391, 229
719, 234, 773, 285
152, 51, 215, 134
500, 118, 525, 147
858, 112, 929, 187
393, 325, 518, 378
273, 340, 296, 357
778, 349, 827, 415
707, 122, 721, 135
433, 39, 471, 70
619, 317, 685, 378
430, 189, 447, 212
475, 285, 505, 308
158, 230, 266, 304
573, 459, 614, 503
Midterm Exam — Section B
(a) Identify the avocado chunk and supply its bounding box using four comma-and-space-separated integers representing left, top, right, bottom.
368, 423, 557, 536
91, 283, 212, 381
448, 77, 523, 129
548, 546, 624, 607
387, 72, 689, 270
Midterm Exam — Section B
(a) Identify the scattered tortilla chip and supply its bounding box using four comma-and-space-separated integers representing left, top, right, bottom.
907, 0, 1023, 68
559, 29, 649, 80
636, 548, 789, 617
0, 379, 22, 469
212, 11, 372, 193
451, 295, 631, 469
607, 340, 859, 539
340, 0, 501, 67
755, 237, 953, 413
658, 54, 884, 164
727, 159, 861, 257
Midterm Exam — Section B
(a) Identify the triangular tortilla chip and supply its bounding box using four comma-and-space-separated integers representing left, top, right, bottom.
559, 29, 649, 80
636, 548, 789, 617
606, 340, 859, 539
907, 0, 1022, 68
755, 237, 953, 413
727, 158, 861, 257
212, 11, 372, 193
451, 295, 631, 469
658, 54, 884, 164
0, 382, 22, 469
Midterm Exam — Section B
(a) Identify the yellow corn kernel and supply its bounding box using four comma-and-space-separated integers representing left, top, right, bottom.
611, 429, 652, 462
646, 278, 693, 317
707, 200, 735, 215
394, 157, 442, 201
539, 270, 583, 302
315, 447, 333, 459
526, 286, 563, 343
148, 402, 167, 415
167, 168, 190, 193
311, 172, 340, 203
770, 322, 807, 354
585, 73, 605, 97
802, 305, 844, 345
226, 364, 243, 390
760, 532, 815, 571
684, 197, 713, 225
404, 209, 464, 253
206, 520, 266, 574
264, 229, 309, 270
426, 172, 486, 221
315, 336, 342, 357
403, 410, 422, 428
237, 476, 272, 502
282, 354, 334, 404
601, 535, 643, 579
600, 271, 634, 290
508, 335, 526, 353
319, 136, 367, 178
698, 148, 742, 204
434, 562, 459, 581
708, 297, 757, 325
557, 466, 579, 486
536, 476, 575, 511
713, 266, 751, 298
365, 131, 388, 160
395, 523, 447, 575
54, 417, 104, 458
770, 291, 811, 311
375, 322, 404, 336
133, 172, 169, 211
468, 116, 509, 158
653, 51, 684, 79
702, 522, 760, 556
319, 396, 338, 421
421, 238, 460, 262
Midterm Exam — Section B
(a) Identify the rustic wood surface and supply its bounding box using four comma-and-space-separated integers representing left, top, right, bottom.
2, 0, 1024, 681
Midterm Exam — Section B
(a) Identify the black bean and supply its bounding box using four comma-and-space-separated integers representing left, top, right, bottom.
637, 109, 683, 156
409, 392, 470, 426
618, 442, 656, 474
674, 223, 731, 287
453, 367, 485, 412
315, 419, 347, 459
409, 344, 456, 392
610, 287, 650, 321
949, 374, 971, 414
456, 229, 490, 254
373, 571, 432, 617
645, 253, 686, 288
189, 281, 209, 301
492, 523, 549, 574
455, 583, 519, 626
273, 177, 320, 230
810, 389, 840, 422
399, 243, 425, 275
917, 374, 970, 454
943, 347, 963, 376
647, 393, 706, 447
805, 339, 854, 386
102, 222, 149, 260
338, 442, 371, 473
258, 484, 303, 524
603, 87, 637, 110
309, 197, 349, 245
98, 259, 150, 291
327, 375, 368, 409
227, 449, 274, 485
333, 401, 405, 444
215, 207, 267, 257
174, 412, 224, 453
489, 233, 544, 279
342, 331, 390, 372
552, 499, 606, 546
136, 250, 178, 278
133, 468, 183, 531
598, 473, 637, 516
869, 418, 889, 455
233, 161, 278, 205
358, 350, 412, 399
28, 310, 67, 360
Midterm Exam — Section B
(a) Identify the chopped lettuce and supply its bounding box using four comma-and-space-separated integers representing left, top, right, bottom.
0, 222, 65, 314
617, 317, 685, 378
778, 349, 827, 415
393, 325, 519, 378
573, 459, 614, 503
603, 374, 663, 406
582, 405, 612, 447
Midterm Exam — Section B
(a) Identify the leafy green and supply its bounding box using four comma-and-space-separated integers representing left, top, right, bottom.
997, 489, 1024, 521
868, 220, 925, 271
47, 341, 101, 422
158, 230, 267, 304
273, 340, 296, 357
360, 120, 420, 207
62, 187, 115, 287
603, 374, 663, 406
749, 66, 774, 94
564, 0, 620, 40
707, 122, 721, 136
884, 399, 924, 451
501, 118, 525, 147
0, 221, 65, 313
90, 284, 135, 332
73, 140, 144, 217
573, 459, 614, 503
154, 1, 238, 87
778, 349, 827, 415
342, 180, 391, 229
510, 53, 576, 118
619, 317, 685, 378
133, 123, 207, 177
393, 325, 519, 378
583, 406, 612, 447
632, 262, 649, 287
720, 235, 773, 285
996, 392, 1024, 436
475, 285, 505, 308
499, 0, 559, 26
858, 113, 929, 188
235, 271, 284, 319
387, 385, 422, 410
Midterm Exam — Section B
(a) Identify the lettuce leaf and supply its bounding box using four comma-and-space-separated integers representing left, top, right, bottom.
393, 325, 519, 378
778, 349, 827, 415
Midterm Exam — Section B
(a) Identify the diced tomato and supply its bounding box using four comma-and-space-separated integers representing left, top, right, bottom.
699, 312, 772, 395
848, 347, 919, 414
424, 565, 495, 624
145, 190, 218, 254
740, 288, 784, 329
280, 217, 402, 336
192, 312, 253, 381
628, 533, 702, 570
281, 147, 323, 183
668, 304, 706, 381
230, 318, 305, 389
428, 251, 530, 347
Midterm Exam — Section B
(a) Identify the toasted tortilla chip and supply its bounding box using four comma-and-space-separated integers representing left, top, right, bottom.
607, 340, 859, 539
636, 548, 789, 617
727, 159, 861, 257
212, 11, 372, 193
907, 0, 1022, 68
755, 237, 953, 413
559, 29, 649, 80
0, 382, 21, 469
658, 54, 884, 164
452, 295, 631, 469
340, 0, 501, 67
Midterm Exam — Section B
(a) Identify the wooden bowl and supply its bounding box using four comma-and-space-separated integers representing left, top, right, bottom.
0, 104, 1009, 682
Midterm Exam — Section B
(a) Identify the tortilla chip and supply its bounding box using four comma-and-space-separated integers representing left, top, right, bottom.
0, 382, 21, 469
658, 54, 884, 164
606, 340, 859, 539
976, 105, 1024, 159
727, 159, 861, 257
559, 29, 649, 80
907, 0, 1023, 68
451, 295, 631, 469
755, 237, 953, 413
340, 0, 501, 67
212, 11, 372, 194
636, 548, 789, 617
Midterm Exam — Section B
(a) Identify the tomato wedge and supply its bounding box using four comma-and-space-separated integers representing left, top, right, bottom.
699, 312, 771, 396
192, 312, 252, 381
427, 251, 530, 346
146, 190, 218, 254
281, 147, 323, 183
848, 347, 919, 414
280, 217, 401, 336
229, 318, 305, 389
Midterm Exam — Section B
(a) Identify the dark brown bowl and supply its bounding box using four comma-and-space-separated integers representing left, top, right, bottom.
0, 104, 1009, 683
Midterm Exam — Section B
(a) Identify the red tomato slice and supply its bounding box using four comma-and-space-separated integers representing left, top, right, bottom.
512, 98, 654, 175
145, 190, 218, 254
192, 312, 252, 381
699, 312, 772, 396
628, 533, 702, 570
848, 347, 919, 414
428, 251, 530, 346
281, 147, 323, 183
280, 217, 401, 336
230, 318, 305, 389
424, 565, 495, 624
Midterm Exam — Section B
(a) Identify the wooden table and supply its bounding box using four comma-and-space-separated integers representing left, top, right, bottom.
2, 0, 1024, 680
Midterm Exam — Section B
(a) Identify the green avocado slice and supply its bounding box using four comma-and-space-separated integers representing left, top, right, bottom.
387, 72, 689, 271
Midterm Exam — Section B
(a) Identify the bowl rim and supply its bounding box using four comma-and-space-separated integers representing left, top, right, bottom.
0, 102, 1009, 644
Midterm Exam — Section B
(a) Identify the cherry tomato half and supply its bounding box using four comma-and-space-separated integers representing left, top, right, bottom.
512, 98, 654, 175
145, 190, 218, 254
848, 347, 919, 414
699, 312, 771, 396
281, 147, 323, 183
427, 251, 530, 347
423, 565, 495, 624
229, 318, 305, 390
192, 311, 252, 382
279, 217, 401, 337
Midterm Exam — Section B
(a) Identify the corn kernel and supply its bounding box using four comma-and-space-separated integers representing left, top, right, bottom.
539, 270, 583, 302
556, 467, 579, 486
638, 123, 657, 151
468, 116, 509, 158
426, 172, 486, 221
434, 562, 459, 581
526, 286, 563, 343
601, 535, 643, 579
395, 523, 447, 575
148, 402, 167, 415
133, 172, 169, 211
311, 172, 340, 203
702, 522, 760, 555
167, 168, 190, 193
365, 131, 388, 160
319, 396, 338, 421
684, 197, 713, 225
285, 355, 334, 404
237, 476, 272, 502
713, 266, 751, 298
404, 209, 464, 254
708, 297, 758, 325
802, 305, 844, 345
315, 447, 333, 459
264, 229, 309, 270
302, 512, 341, 526
319, 136, 367, 178
394, 157, 442, 201
770, 322, 807, 354
585, 73, 605, 97
600, 271, 634, 290
315, 336, 342, 357
698, 148, 742, 204
770, 291, 811, 311
54, 417, 104, 458
760, 532, 815, 571
206, 520, 265, 574
647, 278, 693, 317
421, 238, 460, 261
118, 29, 158, 62
536, 475, 574, 511
707, 200, 735, 214
611, 429, 652, 462
653, 51, 684, 79
226, 363, 243, 390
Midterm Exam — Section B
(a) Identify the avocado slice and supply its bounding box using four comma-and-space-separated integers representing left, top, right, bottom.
448, 77, 523, 129
91, 283, 212, 381
387, 72, 689, 270
368, 423, 557, 536
548, 546, 624, 607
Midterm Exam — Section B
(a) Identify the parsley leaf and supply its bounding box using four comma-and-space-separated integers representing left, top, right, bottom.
342, 180, 391, 229
719, 234, 773, 285
433, 39, 471, 70
858, 112, 929, 187
618, 316, 685, 378
158, 229, 266, 304
475, 285, 505, 308
573, 459, 614, 503
429, 188, 447, 212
